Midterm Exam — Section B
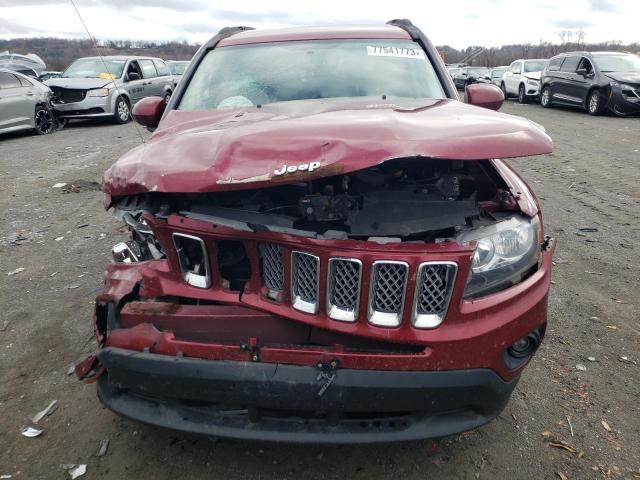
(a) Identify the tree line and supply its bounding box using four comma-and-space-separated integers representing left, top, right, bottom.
440, 40, 639, 67
0, 38, 199, 71
1, 37, 638, 71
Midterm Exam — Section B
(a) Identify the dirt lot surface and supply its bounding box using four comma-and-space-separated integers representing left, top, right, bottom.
1, 101, 639, 480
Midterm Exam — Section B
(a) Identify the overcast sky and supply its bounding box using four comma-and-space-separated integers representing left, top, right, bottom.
0, 0, 638, 48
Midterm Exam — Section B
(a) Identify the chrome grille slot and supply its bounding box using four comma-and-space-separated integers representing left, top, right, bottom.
259, 243, 284, 297
412, 262, 457, 328
368, 261, 408, 327
291, 251, 320, 313
327, 258, 362, 322
172, 233, 210, 289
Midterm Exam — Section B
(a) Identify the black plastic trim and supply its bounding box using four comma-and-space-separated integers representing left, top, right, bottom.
97, 347, 518, 443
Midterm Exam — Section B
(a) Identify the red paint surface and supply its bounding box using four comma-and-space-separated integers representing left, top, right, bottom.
103, 98, 552, 199
216, 25, 411, 47
97, 208, 555, 380
466, 83, 505, 111
131, 96, 166, 128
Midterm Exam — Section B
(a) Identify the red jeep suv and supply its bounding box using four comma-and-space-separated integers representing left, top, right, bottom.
78, 20, 555, 443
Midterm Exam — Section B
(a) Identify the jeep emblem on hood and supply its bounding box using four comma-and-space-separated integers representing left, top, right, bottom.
274, 161, 321, 176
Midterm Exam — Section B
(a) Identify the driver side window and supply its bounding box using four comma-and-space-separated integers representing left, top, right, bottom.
578, 58, 593, 74
126, 61, 142, 80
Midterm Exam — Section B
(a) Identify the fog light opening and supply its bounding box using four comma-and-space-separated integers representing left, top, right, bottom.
504, 325, 544, 370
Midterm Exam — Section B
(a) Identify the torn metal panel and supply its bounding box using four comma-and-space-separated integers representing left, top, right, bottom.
103, 97, 552, 199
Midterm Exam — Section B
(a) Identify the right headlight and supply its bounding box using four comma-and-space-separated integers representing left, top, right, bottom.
458, 215, 541, 299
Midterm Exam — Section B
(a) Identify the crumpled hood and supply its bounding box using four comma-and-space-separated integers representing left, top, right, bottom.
103, 97, 553, 198
605, 72, 640, 84
45, 77, 113, 90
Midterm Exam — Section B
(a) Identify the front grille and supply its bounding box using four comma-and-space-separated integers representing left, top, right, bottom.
255, 244, 457, 328
327, 259, 361, 322
413, 262, 457, 328
51, 87, 87, 104
259, 243, 284, 294
368, 261, 408, 327
291, 251, 319, 313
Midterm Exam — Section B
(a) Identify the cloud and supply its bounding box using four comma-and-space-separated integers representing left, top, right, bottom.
588, 0, 621, 13
552, 18, 593, 29
0, 17, 44, 34
0, 0, 203, 9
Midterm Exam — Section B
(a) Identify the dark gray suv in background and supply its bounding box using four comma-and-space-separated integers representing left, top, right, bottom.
540, 51, 640, 116
45, 56, 174, 124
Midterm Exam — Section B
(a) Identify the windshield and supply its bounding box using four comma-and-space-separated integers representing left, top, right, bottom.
168, 62, 188, 75
179, 39, 446, 111
523, 60, 546, 73
62, 58, 125, 79
467, 67, 489, 77
594, 54, 640, 72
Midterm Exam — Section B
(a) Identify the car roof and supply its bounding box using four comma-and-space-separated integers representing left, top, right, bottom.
553, 51, 633, 58
0, 67, 29, 77
73, 55, 163, 61
217, 24, 411, 47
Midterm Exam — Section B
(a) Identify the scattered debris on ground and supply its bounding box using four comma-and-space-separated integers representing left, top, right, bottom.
31, 400, 58, 424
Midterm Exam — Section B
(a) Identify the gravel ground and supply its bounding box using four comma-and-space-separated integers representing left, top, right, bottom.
1, 101, 639, 480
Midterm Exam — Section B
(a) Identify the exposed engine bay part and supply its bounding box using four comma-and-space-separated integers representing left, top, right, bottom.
110, 158, 514, 243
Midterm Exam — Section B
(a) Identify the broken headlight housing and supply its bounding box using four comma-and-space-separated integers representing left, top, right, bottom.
111, 213, 165, 263
459, 215, 541, 299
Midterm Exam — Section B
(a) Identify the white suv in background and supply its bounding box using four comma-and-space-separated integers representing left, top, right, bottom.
501, 59, 547, 103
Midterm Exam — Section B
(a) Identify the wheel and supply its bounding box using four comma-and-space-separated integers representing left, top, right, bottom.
164, 92, 172, 103
33, 106, 54, 135
540, 86, 552, 108
501, 82, 508, 98
587, 90, 604, 115
113, 96, 131, 124
518, 84, 528, 104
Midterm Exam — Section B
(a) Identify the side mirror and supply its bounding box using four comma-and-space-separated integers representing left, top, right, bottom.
466, 83, 504, 111
484, 75, 491, 80
132, 96, 166, 129
576, 68, 591, 77
127, 72, 141, 81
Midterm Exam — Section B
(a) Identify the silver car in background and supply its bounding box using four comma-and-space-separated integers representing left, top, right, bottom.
0, 68, 54, 136
166, 60, 189, 86
45, 56, 174, 124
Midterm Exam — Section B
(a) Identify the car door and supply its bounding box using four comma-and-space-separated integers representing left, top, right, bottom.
152, 59, 173, 96
573, 57, 595, 105
0, 72, 33, 130
124, 60, 146, 103
138, 59, 161, 97
556, 55, 582, 105
506, 61, 522, 95
544, 57, 564, 99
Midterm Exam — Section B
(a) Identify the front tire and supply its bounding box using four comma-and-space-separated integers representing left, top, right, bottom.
33, 106, 54, 135
518, 84, 528, 104
540, 86, 552, 108
164, 91, 172, 103
113, 96, 131, 124
587, 90, 604, 115
501, 82, 508, 99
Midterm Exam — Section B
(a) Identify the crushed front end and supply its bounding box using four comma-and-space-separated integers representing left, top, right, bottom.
83, 157, 554, 443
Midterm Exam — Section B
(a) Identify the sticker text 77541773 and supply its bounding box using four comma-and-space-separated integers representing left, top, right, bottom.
366, 45, 426, 59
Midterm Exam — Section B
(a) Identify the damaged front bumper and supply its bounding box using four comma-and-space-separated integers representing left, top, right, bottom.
79, 224, 554, 441
97, 347, 517, 443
